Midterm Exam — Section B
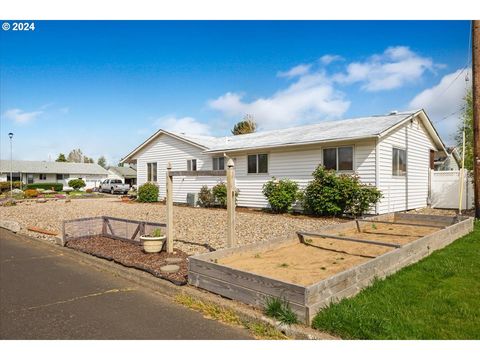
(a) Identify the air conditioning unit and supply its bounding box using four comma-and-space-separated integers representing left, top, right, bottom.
186, 193, 198, 207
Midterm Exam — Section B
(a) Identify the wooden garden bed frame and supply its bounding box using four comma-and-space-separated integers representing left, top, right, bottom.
188, 213, 474, 324
61, 216, 166, 245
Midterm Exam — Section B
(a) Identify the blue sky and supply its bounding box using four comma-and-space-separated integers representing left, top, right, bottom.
0, 21, 471, 164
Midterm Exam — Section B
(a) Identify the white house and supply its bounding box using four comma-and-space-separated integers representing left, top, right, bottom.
0, 160, 109, 189
107, 165, 137, 186
122, 109, 447, 214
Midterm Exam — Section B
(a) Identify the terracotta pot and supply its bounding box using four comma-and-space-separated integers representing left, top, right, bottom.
140, 235, 166, 253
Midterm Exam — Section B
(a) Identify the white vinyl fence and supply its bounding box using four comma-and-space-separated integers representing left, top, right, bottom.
430, 170, 474, 210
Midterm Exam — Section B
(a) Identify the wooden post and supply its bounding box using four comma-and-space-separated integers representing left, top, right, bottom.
472, 20, 480, 219
166, 162, 174, 253
226, 158, 236, 247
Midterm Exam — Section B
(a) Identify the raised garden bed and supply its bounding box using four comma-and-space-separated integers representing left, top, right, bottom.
188, 213, 474, 324
62, 216, 187, 285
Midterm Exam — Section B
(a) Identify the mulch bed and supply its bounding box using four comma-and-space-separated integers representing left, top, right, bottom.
66, 236, 188, 285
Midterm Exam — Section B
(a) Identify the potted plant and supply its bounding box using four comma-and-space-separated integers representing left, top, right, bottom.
140, 228, 166, 253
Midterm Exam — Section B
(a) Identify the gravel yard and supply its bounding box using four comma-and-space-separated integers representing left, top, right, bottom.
1, 198, 343, 254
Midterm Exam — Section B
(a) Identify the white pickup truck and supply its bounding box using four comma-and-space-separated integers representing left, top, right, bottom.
98, 179, 130, 194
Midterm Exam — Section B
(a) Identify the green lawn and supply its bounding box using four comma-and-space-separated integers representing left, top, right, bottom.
312, 220, 480, 339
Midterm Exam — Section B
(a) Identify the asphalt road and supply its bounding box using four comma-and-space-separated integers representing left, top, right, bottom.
0, 229, 252, 339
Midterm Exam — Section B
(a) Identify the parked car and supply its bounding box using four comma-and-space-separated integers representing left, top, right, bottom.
99, 179, 130, 194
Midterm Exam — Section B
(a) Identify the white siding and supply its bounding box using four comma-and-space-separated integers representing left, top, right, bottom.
134, 134, 377, 209
135, 133, 215, 202
377, 116, 436, 213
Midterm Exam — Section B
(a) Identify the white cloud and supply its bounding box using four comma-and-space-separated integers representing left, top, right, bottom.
409, 68, 471, 143
277, 63, 311, 78
319, 54, 344, 65
154, 116, 211, 136
334, 46, 436, 91
209, 71, 350, 130
2, 108, 43, 123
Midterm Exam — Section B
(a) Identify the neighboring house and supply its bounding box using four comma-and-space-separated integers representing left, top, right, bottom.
0, 160, 109, 189
107, 165, 137, 186
434, 147, 461, 171
122, 109, 447, 214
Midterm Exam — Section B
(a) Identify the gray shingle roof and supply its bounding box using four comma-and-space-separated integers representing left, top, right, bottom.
108, 166, 136, 178
123, 109, 445, 161
173, 111, 418, 152
0, 160, 109, 175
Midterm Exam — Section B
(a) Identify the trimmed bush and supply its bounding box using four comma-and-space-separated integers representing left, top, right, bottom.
26, 182, 63, 191
68, 179, 86, 190
0, 181, 23, 192
262, 177, 299, 213
197, 182, 238, 208
137, 182, 159, 202
85, 188, 93, 193
198, 185, 214, 207
303, 166, 382, 217
24, 189, 39, 198
212, 182, 228, 207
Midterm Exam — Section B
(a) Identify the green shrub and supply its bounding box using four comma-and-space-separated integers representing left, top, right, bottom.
68, 179, 86, 190
264, 297, 298, 325
26, 182, 63, 191
198, 182, 239, 208
0, 181, 23, 192
212, 182, 228, 207
262, 177, 299, 213
198, 185, 214, 207
137, 182, 159, 202
303, 166, 382, 217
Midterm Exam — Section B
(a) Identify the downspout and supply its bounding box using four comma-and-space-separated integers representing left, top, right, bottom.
375, 137, 380, 214
406, 122, 409, 210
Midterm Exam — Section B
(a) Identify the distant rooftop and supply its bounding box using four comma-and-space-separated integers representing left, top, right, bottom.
108, 166, 136, 178
0, 160, 109, 175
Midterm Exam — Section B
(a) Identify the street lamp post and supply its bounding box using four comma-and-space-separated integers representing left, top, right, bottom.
8, 132, 14, 196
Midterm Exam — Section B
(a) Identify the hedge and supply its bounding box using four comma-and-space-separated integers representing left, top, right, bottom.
0, 181, 23, 192
25, 183, 64, 191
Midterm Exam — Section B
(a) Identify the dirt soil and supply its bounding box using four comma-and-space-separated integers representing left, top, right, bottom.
66, 236, 188, 285
219, 221, 440, 286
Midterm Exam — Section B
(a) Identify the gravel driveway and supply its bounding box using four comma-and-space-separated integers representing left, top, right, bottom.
1, 198, 342, 254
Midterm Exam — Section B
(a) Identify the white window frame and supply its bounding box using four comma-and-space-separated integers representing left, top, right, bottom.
392, 147, 407, 177
247, 153, 268, 174
147, 162, 157, 182
39, 173, 47, 180
212, 156, 225, 171
187, 159, 197, 171
322, 146, 354, 172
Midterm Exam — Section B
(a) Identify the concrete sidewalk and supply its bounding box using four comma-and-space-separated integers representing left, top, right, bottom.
0, 229, 252, 340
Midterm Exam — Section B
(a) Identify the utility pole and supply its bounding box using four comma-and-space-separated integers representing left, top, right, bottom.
473, 20, 480, 218
8, 132, 14, 195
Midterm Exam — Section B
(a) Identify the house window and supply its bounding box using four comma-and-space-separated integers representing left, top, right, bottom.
7, 173, 21, 181
187, 159, 197, 171
247, 154, 268, 174
39, 174, 47, 180
27, 174, 34, 184
147, 162, 157, 182
392, 148, 407, 176
56, 174, 69, 181
212, 157, 225, 171
323, 147, 353, 171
